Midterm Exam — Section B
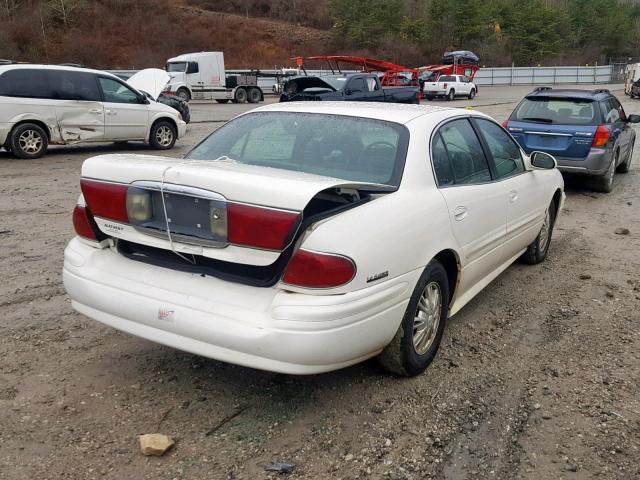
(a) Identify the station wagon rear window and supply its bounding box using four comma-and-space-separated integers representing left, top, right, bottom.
513, 97, 598, 125
187, 112, 410, 187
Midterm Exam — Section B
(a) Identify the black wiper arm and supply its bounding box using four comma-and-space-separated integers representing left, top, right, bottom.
521, 117, 553, 124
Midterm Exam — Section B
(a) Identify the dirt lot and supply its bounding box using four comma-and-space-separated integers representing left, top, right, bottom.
1, 86, 639, 480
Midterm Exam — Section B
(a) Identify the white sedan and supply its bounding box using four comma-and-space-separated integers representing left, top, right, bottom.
63, 102, 564, 376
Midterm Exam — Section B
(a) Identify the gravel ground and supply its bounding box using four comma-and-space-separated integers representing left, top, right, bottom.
1, 85, 639, 480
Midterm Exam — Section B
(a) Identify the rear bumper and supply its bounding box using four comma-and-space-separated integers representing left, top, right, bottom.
554, 148, 612, 176
62, 238, 417, 374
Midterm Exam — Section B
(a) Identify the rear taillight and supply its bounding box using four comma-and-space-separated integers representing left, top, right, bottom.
73, 205, 98, 241
80, 179, 128, 223
227, 203, 300, 251
592, 125, 610, 148
502, 120, 509, 129
282, 249, 356, 289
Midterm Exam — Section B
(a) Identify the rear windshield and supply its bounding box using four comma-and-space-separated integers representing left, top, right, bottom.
187, 112, 410, 187
512, 97, 598, 125
439, 76, 456, 82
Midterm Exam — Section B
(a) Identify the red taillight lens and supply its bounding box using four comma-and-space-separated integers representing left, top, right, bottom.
592, 125, 610, 148
227, 203, 300, 250
73, 205, 98, 241
282, 249, 356, 289
502, 120, 509, 129
80, 179, 128, 223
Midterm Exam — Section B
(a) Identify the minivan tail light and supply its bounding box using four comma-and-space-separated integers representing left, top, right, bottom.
227, 203, 300, 251
80, 179, 128, 223
283, 249, 356, 289
73, 205, 98, 241
592, 125, 610, 148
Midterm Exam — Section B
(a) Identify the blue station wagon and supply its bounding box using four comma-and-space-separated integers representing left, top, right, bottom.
504, 88, 639, 192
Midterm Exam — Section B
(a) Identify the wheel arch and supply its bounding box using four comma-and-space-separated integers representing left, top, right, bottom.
148, 116, 177, 142
10, 119, 51, 141
552, 188, 562, 214
433, 248, 460, 307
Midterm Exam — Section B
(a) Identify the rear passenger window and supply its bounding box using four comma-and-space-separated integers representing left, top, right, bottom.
0, 69, 56, 99
349, 78, 367, 93
431, 133, 454, 185
434, 119, 491, 185
601, 98, 625, 123
474, 119, 525, 179
49, 71, 101, 101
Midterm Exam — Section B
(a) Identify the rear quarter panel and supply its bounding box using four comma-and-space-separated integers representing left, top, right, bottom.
0, 95, 61, 143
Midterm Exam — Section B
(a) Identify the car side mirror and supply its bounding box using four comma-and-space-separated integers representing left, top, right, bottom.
138, 94, 150, 104
530, 151, 557, 169
627, 114, 640, 123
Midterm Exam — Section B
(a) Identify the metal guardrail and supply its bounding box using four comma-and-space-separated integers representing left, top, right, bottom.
473, 65, 613, 86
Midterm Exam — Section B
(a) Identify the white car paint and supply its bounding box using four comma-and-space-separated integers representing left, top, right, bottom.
126, 68, 171, 101
0, 64, 186, 150
424, 74, 477, 99
63, 102, 564, 374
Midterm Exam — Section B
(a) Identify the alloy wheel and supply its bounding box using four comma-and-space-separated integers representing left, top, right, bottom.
18, 130, 43, 155
155, 126, 173, 147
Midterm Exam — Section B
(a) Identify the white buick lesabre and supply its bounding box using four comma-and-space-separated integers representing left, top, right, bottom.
63, 102, 564, 376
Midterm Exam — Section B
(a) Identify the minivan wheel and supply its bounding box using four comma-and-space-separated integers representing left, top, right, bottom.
10, 123, 48, 159
617, 144, 633, 173
149, 121, 177, 150
522, 200, 557, 265
592, 152, 617, 193
377, 260, 449, 376
447, 89, 455, 101
176, 88, 190, 102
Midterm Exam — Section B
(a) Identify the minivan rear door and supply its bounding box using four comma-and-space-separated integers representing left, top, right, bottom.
51, 70, 105, 143
507, 96, 599, 158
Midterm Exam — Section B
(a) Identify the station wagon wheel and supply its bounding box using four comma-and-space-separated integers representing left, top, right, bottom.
616, 143, 633, 173
378, 259, 450, 376
149, 120, 177, 150
9, 123, 48, 159
592, 151, 617, 193
522, 200, 557, 265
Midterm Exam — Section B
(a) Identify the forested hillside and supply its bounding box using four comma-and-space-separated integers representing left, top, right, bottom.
1, 0, 639, 69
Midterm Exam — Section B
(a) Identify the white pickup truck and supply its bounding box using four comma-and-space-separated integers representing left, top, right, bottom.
423, 74, 477, 101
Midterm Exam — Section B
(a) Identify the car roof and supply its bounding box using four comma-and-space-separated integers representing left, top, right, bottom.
251, 101, 489, 125
526, 88, 611, 100
0, 63, 121, 79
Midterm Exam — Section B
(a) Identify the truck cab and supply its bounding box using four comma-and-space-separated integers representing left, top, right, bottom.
164, 52, 263, 104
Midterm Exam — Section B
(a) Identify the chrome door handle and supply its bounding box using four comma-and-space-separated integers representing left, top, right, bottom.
89, 108, 102, 114
453, 206, 468, 221
509, 191, 518, 202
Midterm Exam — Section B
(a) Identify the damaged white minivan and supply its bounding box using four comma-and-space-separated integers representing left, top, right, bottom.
0, 64, 186, 159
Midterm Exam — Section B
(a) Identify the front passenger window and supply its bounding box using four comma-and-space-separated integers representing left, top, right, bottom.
98, 77, 140, 104
474, 119, 525, 179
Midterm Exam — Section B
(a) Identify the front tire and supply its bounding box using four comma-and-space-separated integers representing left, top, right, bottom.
522, 200, 556, 265
149, 120, 177, 150
377, 260, 449, 376
9, 123, 48, 159
176, 88, 190, 102
447, 89, 455, 101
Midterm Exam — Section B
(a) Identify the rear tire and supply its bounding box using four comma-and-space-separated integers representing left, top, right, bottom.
468, 88, 476, 99
247, 87, 261, 103
9, 123, 48, 159
377, 260, 449, 376
616, 143, 633, 173
232, 88, 247, 103
592, 151, 617, 193
176, 88, 190, 102
149, 120, 177, 150
522, 200, 556, 265
447, 89, 455, 101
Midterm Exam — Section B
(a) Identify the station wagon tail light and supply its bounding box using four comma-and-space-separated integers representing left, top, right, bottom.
502, 120, 508, 129
73, 205, 99, 241
282, 249, 356, 289
592, 125, 610, 148
80, 179, 128, 223
227, 203, 300, 250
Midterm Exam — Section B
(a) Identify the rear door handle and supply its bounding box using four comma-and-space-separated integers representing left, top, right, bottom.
453, 206, 468, 221
509, 190, 518, 203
